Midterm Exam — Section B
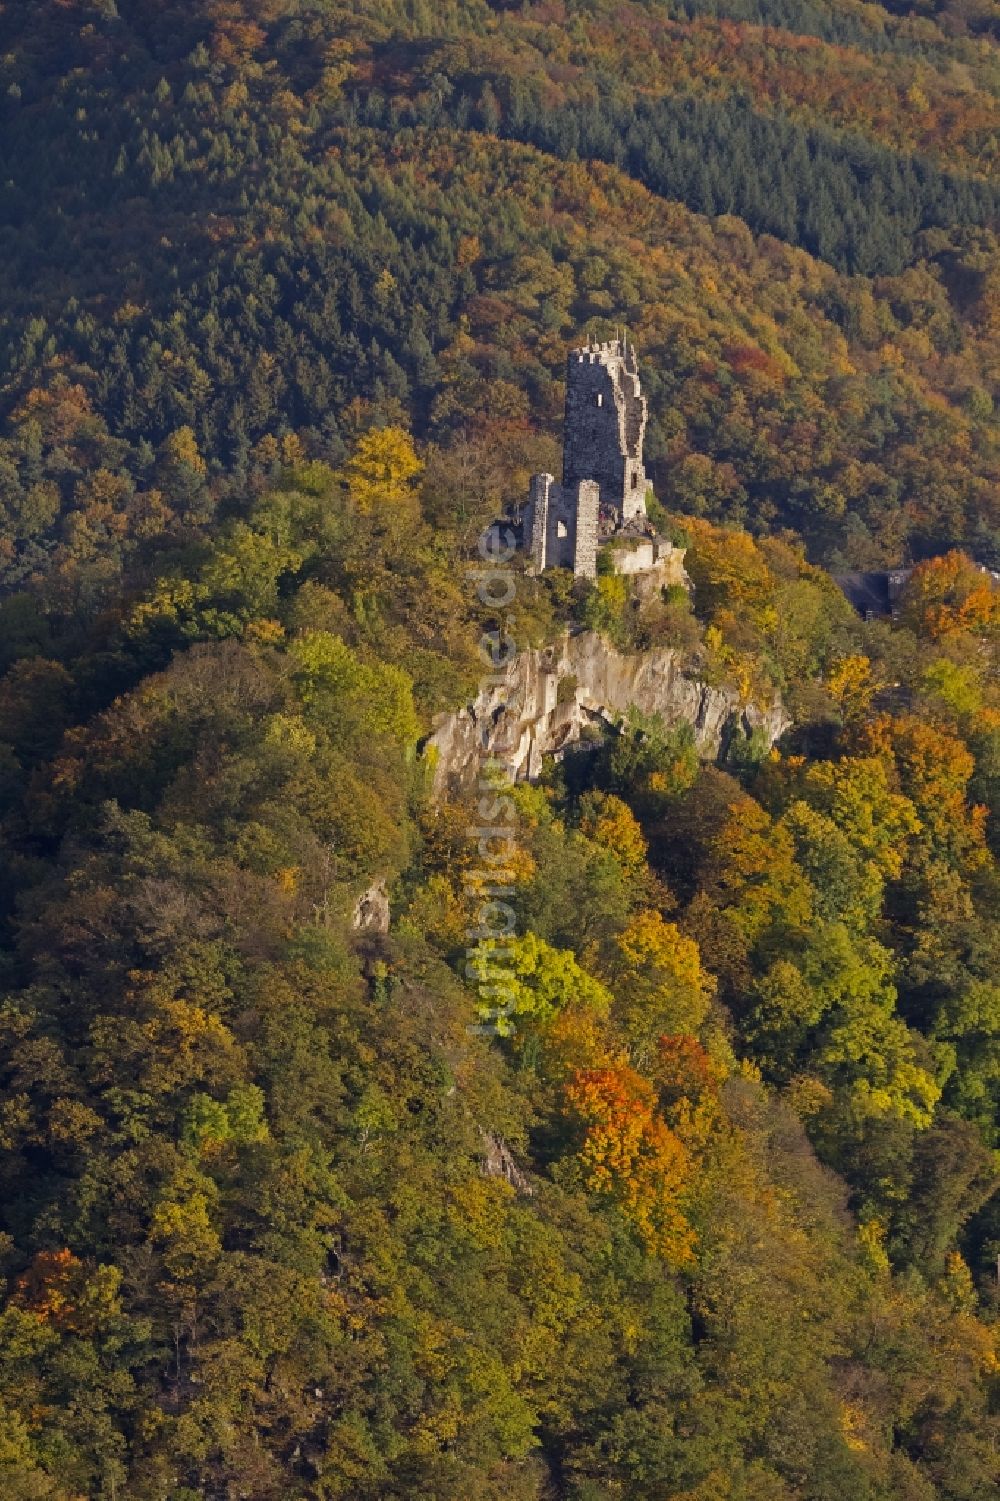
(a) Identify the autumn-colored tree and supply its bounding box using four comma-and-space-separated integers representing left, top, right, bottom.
339, 425, 424, 519
476, 931, 612, 1035
613, 908, 714, 1048
801, 755, 921, 882
705, 794, 813, 945
653, 1033, 726, 1146
577, 790, 648, 875
827, 653, 876, 726
684, 517, 776, 623
564, 1064, 696, 1264
12, 1250, 85, 1329
899, 551, 1000, 641
860, 713, 988, 868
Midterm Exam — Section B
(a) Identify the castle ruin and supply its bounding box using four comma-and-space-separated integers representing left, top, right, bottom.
525, 338, 665, 579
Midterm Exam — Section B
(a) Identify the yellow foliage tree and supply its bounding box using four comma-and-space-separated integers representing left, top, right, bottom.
614, 909, 714, 1045
340, 425, 423, 517
578, 790, 648, 874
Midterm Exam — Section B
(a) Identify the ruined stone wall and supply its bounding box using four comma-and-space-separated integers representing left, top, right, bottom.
525, 475, 599, 579
563, 341, 648, 524
621, 458, 646, 524
572, 480, 599, 579
610, 538, 657, 575
527, 472, 553, 571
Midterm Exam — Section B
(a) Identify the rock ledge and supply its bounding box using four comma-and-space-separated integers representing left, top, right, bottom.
427, 629, 788, 796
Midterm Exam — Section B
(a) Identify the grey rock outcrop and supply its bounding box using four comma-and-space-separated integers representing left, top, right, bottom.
426, 629, 788, 797
352, 880, 391, 934
480, 1132, 533, 1196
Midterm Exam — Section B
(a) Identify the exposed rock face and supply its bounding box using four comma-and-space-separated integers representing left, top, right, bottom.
352, 880, 391, 934
480, 1132, 533, 1196
427, 629, 789, 796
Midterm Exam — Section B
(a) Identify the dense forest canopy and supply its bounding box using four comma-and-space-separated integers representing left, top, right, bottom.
1, 0, 1000, 577
1, 1, 1000, 1498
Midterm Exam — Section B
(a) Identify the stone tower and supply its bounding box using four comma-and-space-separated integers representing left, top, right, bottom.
563, 338, 649, 525
525, 338, 651, 579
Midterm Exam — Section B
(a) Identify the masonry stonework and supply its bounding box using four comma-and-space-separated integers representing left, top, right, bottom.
526, 338, 664, 579
563, 339, 648, 524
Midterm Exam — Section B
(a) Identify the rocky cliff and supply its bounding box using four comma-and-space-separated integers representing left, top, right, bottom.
426, 629, 789, 796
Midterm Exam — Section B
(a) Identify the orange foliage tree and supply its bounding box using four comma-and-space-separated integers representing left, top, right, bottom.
900, 552, 1000, 641
564, 1064, 696, 1265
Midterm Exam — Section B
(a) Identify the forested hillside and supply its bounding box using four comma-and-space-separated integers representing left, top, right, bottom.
2, 2, 1000, 1498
